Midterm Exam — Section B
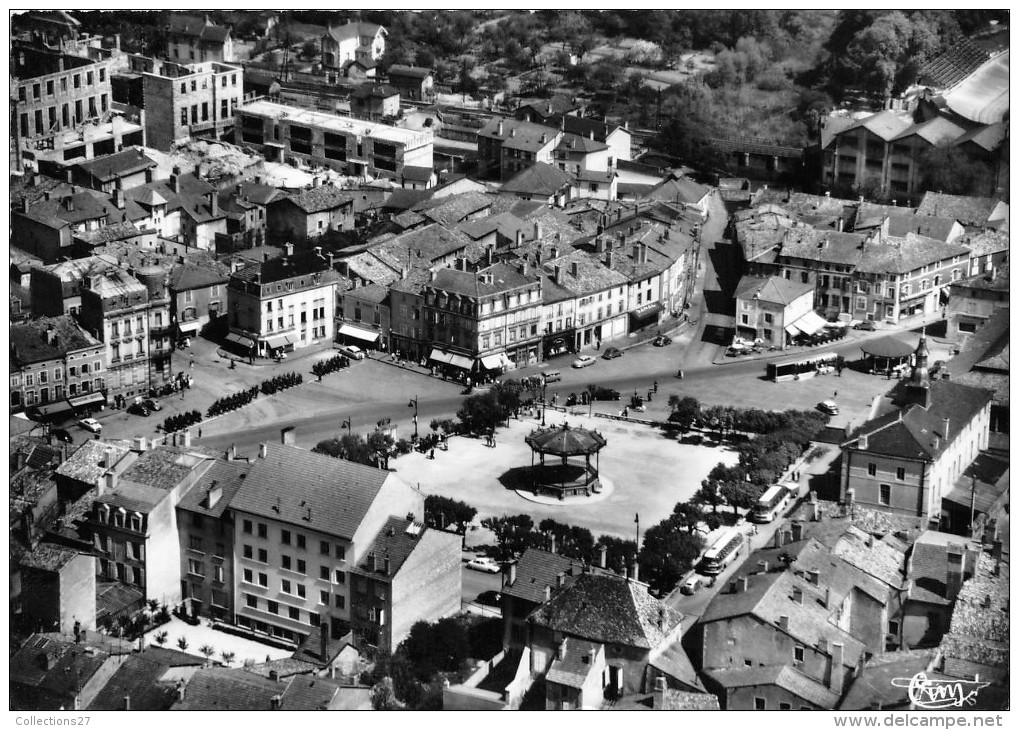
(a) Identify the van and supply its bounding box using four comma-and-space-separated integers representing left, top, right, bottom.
680, 574, 702, 595
544, 370, 562, 383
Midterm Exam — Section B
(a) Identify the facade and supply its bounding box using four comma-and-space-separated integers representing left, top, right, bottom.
840, 336, 993, 526
10, 315, 105, 415
70, 147, 158, 194
335, 282, 389, 352
228, 442, 424, 647
386, 65, 433, 102
350, 84, 400, 121
216, 179, 281, 250
235, 99, 433, 181
227, 244, 338, 358
266, 186, 354, 243
168, 261, 231, 341
165, 14, 235, 64
321, 22, 386, 71
15, 548, 97, 636
734, 275, 815, 350
12, 188, 131, 264
126, 55, 243, 151
477, 117, 563, 180
946, 265, 1009, 340
901, 531, 980, 648
122, 167, 226, 249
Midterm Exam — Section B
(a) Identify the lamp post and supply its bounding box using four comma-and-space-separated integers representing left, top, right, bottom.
341, 418, 352, 438
408, 396, 418, 441
541, 379, 547, 426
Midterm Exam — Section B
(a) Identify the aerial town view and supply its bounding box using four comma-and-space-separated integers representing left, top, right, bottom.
8, 9, 1009, 715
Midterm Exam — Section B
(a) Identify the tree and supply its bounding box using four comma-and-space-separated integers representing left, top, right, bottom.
400, 617, 471, 679
667, 395, 700, 430
481, 514, 535, 559
457, 391, 505, 435
538, 519, 596, 561
918, 145, 994, 197
694, 478, 724, 514
301, 39, 318, 59
199, 644, 216, 663
639, 518, 706, 592
176, 637, 189, 651
371, 676, 402, 710
671, 502, 705, 534
720, 480, 764, 518
154, 630, 168, 646
424, 495, 477, 534
595, 535, 637, 573
313, 431, 395, 468
221, 650, 236, 665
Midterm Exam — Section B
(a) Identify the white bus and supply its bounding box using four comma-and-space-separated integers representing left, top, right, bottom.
699, 529, 744, 575
751, 484, 793, 524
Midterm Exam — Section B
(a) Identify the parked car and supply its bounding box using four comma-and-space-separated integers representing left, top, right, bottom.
339, 345, 366, 360
128, 403, 150, 417
466, 556, 501, 573
854, 320, 876, 331
652, 335, 672, 347
51, 428, 74, 444
543, 370, 562, 383
817, 400, 839, 416
588, 385, 621, 401
572, 355, 596, 369
680, 574, 703, 595
77, 417, 102, 433
144, 398, 163, 411
602, 347, 623, 360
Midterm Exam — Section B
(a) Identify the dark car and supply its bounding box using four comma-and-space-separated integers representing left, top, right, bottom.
854, 320, 876, 331
588, 385, 621, 401
143, 399, 163, 412
128, 403, 151, 417
602, 347, 623, 360
652, 335, 672, 347
51, 428, 74, 444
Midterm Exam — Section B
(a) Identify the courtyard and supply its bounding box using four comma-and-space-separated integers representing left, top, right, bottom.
143, 616, 293, 668
392, 412, 739, 540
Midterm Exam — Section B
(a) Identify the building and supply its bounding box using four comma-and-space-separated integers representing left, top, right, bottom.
227, 441, 424, 647
734, 275, 816, 350
916, 192, 1009, 232
164, 14, 235, 64
552, 114, 632, 165
539, 247, 629, 352
126, 55, 243, 151
500, 162, 572, 207
266, 185, 354, 243
320, 22, 386, 72
235, 99, 433, 181
226, 244, 338, 358
946, 264, 1008, 340
171, 666, 351, 710
840, 335, 993, 526
87, 647, 203, 711
901, 531, 981, 649
386, 64, 433, 102
12, 187, 136, 264
216, 178, 282, 250
335, 282, 389, 352
167, 260, 230, 342
349, 516, 462, 651
350, 84, 400, 121
947, 307, 1009, 453
121, 166, 226, 249
70, 147, 158, 194
15, 546, 97, 637
477, 117, 563, 180
10, 315, 105, 416
10, 633, 120, 710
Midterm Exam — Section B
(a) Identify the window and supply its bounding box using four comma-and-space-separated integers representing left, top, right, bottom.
334, 595, 345, 609
320, 590, 329, 605
243, 544, 253, 559
258, 523, 268, 538
282, 529, 291, 545
268, 600, 279, 615
879, 483, 891, 506
243, 568, 253, 583
754, 698, 766, 711
889, 619, 900, 635
867, 463, 877, 477
297, 534, 306, 550
297, 559, 306, 574
258, 572, 268, 587
258, 548, 268, 563
288, 606, 300, 620
282, 555, 292, 571
282, 579, 292, 594
320, 566, 330, 580
243, 519, 252, 534
246, 594, 258, 608
794, 646, 805, 664
896, 467, 906, 481
214, 565, 224, 583
335, 545, 346, 560
189, 536, 203, 552
310, 613, 320, 627
320, 540, 330, 555
334, 570, 345, 584
297, 584, 306, 599
764, 313, 773, 324
780, 703, 792, 711
188, 559, 204, 577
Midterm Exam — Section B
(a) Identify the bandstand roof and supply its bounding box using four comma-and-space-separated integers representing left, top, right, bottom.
525, 423, 607, 456
860, 336, 915, 359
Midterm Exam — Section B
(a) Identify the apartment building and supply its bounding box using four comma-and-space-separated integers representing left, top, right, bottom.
477, 117, 563, 180
266, 185, 354, 243
10, 315, 105, 416
227, 244, 338, 358
126, 55, 243, 151
228, 442, 424, 646
235, 99, 433, 181
539, 247, 629, 352
168, 261, 231, 341
320, 22, 387, 72
733, 275, 815, 350
164, 14, 235, 64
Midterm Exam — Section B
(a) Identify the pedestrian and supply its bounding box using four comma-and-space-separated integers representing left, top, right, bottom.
653, 380, 658, 393
190, 357, 195, 369
647, 390, 653, 402
198, 428, 202, 438
833, 390, 838, 399
678, 369, 684, 379
430, 448, 435, 460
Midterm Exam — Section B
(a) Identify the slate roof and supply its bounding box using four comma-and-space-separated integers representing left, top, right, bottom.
856, 233, 970, 275
231, 250, 335, 285
74, 148, 157, 183
553, 114, 625, 142
168, 261, 231, 292
352, 516, 432, 579
502, 548, 592, 604
953, 121, 1007, 152
177, 459, 252, 519
734, 275, 813, 306
646, 175, 710, 205
527, 573, 682, 650
167, 15, 231, 43
123, 173, 217, 219
478, 117, 559, 152
546, 638, 601, 689
55, 440, 132, 486
820, 115, 856, 149
88, 648, 202, 711
11, 315, 101, 365
282, 186, 353, 214
917, 192, 1007, 228
414, 190, 493, 225
892, 116, 967, 146
885, 214, 960, 241
401, 165, 434, 183
430, 262, 538, 298
230, 443, 392, 540
945, 452, 1009, 514
17, 190, 131, 229
10, 634, 110, 700
839, 649, 937, 710
708, 665, 841, 708
648, 634, 702, 690
555, 132, 608, 154
501, 162, 572, 197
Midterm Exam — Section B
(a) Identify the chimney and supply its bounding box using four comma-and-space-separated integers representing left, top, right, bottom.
773, 530, 783, 549
941, 417, 950, 439
65, 196, 75, 212
284, 242, 294, 257
791, 522, 803, 542
557, 640, 567, 660
829, 642, 845, 695
170, 166, 181, 194
320, 622, 329, 662
383, 556, 390, 575
792, 586, 803, 604
824, 587, 831, 609
570, 262, 579, 278
946, 544, 964, 600
738, 576, 749, 593
595, 236, 605, 253
549, 534, 556, 554
206, 482, 223, 509
757, 560, 769, 574
598, 544, 607, 569
263, 252, 270, 262
103, 470, 116, 495
554, 265, 563, 285
21, 197, 29, 214
281, 427, 296, 445
605, 251, 613, 268
807, 569, 820, 586
509, 128, 516, 138
544, 585, 551, 602
123, 695, 130, 711
556, 571, 566, 588
778, 615, 789, 631
176, 680, 185, 702
630, 559, 639, 583
533, 221, 543, 240
182, 430, 192, 448
539, 133, 546, 144
515, 230, 524, 247
134, 436, 147, 452
519, 260, 529, 277
259, 443, 268, 459
653, 675, 667, 709
270, 695, 282, 710
632, 243, 640, 261
506, 562, 517, 587
497, 120, 503, 136
114, 188, 125, 210
858, 433, 868, 450
67, 169, 74, 184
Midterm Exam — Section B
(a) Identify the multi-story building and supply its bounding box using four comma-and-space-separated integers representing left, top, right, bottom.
477, 117, 563, 180
734, 275, 816, 350
10, 315, 105, 416
216, 178, 281, 250
126, 55, 243, 151
168, 260, 230, 341
350, 84, 400, 121
12, 187, 135, 264
386, 65, 433, 102
227, 441, 429, 647
320, 22, 386, 72
235, 99, 433, 181
266, 185, 354, 243
335, 282, 389, 352
840, 335, 993, 527
164, 14, 235, 64
69, 147, 158, 194
227, 244, 337, 358
539, 247, 629, 352
946, 265, 1009, 340
12, 44, 115, 159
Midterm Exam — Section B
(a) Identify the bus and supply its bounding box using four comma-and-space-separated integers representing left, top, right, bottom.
751, 484, 793, 524
699, 529, 745, 575
766, 352, 840, 382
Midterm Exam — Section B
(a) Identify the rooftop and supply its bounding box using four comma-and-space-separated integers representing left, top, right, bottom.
917, 192, 1007, 228
55, 439, 132, 486
429, 262, 539, 299
177, 458, 253, 519
501, 162, 572, 197
231, 249, 335, 286
387, 64, 432, 79
74, 147, 158, 183
502, 548, 599, 605
166, 14, 231, 43
706, 665, 841, 709
10, 634, 111, 700
238, 99, 432, 148
734, 275, 813, 306
11, 315, 101, 365
282, 186, 353, 214
352, 515, 432, 579
88, 648, 202, 711
478, 117, 560, 153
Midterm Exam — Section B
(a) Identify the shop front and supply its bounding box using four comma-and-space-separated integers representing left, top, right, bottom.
628, 302, 663, 333
337, 323, 381, 351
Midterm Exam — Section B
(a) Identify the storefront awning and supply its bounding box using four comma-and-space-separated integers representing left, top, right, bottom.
479, 354, 504, 370
428, 347, 451, 364
263, 334, 292, 350
791, 311, 827, 336
178, 322, 200, 336
68, 392, 107, 409
448, 353, 473, 370
35, 401, 75, 418
225, 332, 255, 348
785, 323, 801, 336
629, 301, 663, 325
337, 324, 380, 343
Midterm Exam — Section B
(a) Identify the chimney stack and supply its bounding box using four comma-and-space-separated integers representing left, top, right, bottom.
556, 571, 566, 588
171, 166, 181, 194
738, 576, 749, 593
281, 427, 296, 445
114, 188, 125, 210
506, 562, 517, 587
653, 675, 667, 709
807, 569, 820, 586
533, 221, 543, 240
630, 559, 639, 583
570, 261, 579, 278
829, 642, 845, 695
320, 623, 329, 663
946, 543, 964, 600
549, 534, 556, 554
824, 587, 831, 609
497, 120, 503, 136
792, 586, 803, 604
544, 585, 551, 602
778, 615, 789, 631
182, 430, 192, 448
757, 560, 769, 574
259, 443, 268, 459
598, 544, 607, 569
791, 522, 803, 542
941, 417, 950, 439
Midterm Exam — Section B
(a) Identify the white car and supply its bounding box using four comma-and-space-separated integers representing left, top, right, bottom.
817, 400, 839, 416
466, 556, 501, 574
571, 355, 596, 369
339, 345, 366, 360
680, 574, 703, 595
77, 417, 102, 433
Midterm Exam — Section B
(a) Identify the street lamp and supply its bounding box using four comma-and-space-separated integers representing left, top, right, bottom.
541, 380, 547, 426
408, 396, 418, 441
341, 418, 352, 438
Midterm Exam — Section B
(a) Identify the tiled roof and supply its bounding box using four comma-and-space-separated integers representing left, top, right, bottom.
831, 525, 907, 590
840, 649, 937, 710
840, 109, 914, 141
351, 83, 398, 100
885, 214, 960, 241
954, 229, 1009, 257
18, 190, 129, 229
555, 133, 608, 153
74, 147, 157, 182
243, 657, 319, 679
352, 516, 432, 579
374, 223, 472, 265
540, 249, 629, 296
430, 262, 538, 298
88, 648, 202, 711
17, 542, 82, 572
906, 530, 980, 606
892, 116, 967, 145
754, 190, 858, 228
171, 667, 284, 711
734, 275, 813, 306
167, 15, 231, 43
945, 452, 1009, 514
648, 634, 702, 689
10, 634, 110, 699
917, 192, 1007, 228
220, 181, 282, 209
478, 117, 559, 153
282, 186, 353, 214
326, 21, 383, 44
707, 664, 841, 708
120, 445, 214, 492
168, 261, 231, 292
388, 64, 432, 79
855, 233, 971, 275
501, 162, 572, 197
553, 114, 624, 142
55, 440, 132, 486
177, 459, 252, 519
458, 211, 526, 241
72, 221, 147, 246
123, 173, 217, 219
11, 315, 101, 365
527, 572, 682, 650
939, 553, 1009, 671
231, 250, 335, 285
229, 443, 392, 540
545, 638, 601, 689
401, 165, 434, 183
953, 121, 1007, 152
646, 175, 710, 205
382, 187, 433, 212
779, 228, 869, 266
415, 191, 493, 226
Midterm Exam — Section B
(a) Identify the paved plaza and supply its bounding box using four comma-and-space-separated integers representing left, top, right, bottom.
143, 616, 293, 668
